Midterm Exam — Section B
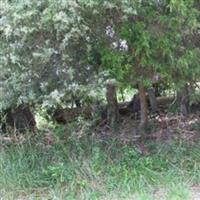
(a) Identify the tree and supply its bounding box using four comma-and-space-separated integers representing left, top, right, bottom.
0, 0, 199, 134
82, 0, 200, 131
0, 0, 103, 111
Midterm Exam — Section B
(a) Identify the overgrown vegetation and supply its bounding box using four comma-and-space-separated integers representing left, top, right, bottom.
0, 0, 200, 199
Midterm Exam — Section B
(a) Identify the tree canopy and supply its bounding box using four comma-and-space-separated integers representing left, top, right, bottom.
0, 0, 199, 121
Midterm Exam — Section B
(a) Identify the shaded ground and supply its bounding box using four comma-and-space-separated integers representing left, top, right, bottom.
94, 113, 200, 143
1, 112, 200, 154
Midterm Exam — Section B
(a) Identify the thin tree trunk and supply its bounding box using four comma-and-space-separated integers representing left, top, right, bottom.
106, 83, 119, 130
177, 84, 190, 116
138, 82, 148, 132
147, 88, 158, 112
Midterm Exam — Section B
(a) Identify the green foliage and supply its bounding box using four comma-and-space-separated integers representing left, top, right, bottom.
0, 0, 104, 110
1, 0, 199, 110
43, 162, 74, 183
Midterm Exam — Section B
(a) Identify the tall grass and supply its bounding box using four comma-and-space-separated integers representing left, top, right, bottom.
0, 131, 200, 199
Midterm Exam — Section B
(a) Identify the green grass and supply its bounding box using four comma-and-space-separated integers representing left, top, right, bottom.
0, 131, 200, 199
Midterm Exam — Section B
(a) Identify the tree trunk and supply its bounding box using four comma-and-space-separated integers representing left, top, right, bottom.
177, 84, 190, 116
106, 83, 119, 130
147, 88, 158, 112
138, 82, 148, 132
1, 104, 36, 133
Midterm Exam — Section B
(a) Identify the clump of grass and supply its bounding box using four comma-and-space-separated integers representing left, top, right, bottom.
0, 129, 200, 199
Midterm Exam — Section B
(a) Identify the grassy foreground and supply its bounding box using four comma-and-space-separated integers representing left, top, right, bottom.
0, 129, 200, 200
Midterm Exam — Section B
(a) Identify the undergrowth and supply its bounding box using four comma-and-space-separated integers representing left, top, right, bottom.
0, 127, 200, 200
